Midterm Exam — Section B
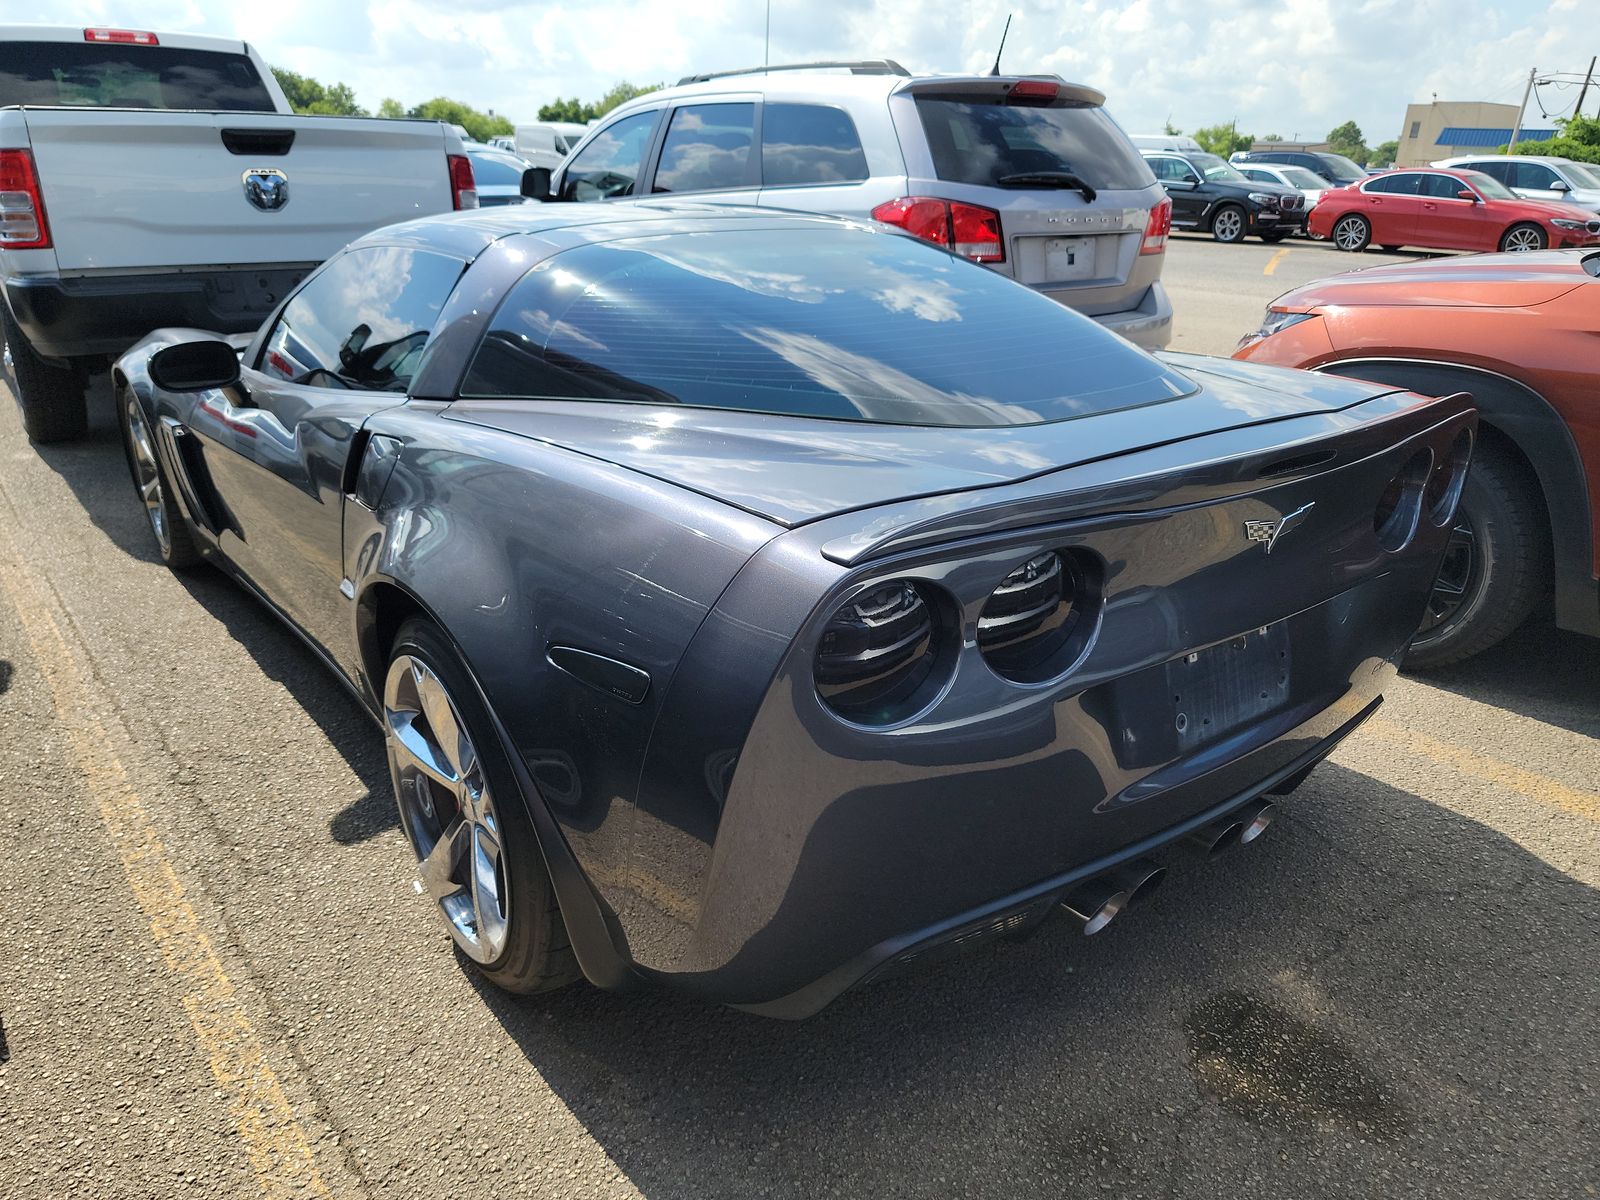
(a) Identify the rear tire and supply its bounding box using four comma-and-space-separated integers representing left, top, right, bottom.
384, 617, 581, 994
1332, 214, 1372, 252
1499, 222, 1547, 252
1260, 229, 1292, 243
1404, 447, 1548, 669
2, 305, 88, 443
1210, 204, 1247, 243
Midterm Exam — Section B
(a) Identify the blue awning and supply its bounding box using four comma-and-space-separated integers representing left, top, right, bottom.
1436, 126, 1557, 147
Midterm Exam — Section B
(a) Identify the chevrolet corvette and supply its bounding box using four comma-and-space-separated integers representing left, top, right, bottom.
114, 203, 1474, 1016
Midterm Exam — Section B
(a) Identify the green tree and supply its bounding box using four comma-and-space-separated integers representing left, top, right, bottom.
539, 96, 597, 122
1510, 113, 1600, 163
1192, 123, 1253, 156
594, 80, 661, 117
1261, 132, 1283, 142
271, 68, 367, 117
1370, 139, 1398, 166
376, 97, 406, 119
407, 97, 514, 142
1327, 120, 1369, 165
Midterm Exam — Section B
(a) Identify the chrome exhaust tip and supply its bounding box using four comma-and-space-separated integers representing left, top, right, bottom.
1104, 858, 1167, 910
1183, 816, 1247, 858
1234, 799, 1276, 845
1059, 879, 1131, 936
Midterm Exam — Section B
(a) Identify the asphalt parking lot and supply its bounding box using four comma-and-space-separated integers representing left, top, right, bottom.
0, 234, 1595, 1200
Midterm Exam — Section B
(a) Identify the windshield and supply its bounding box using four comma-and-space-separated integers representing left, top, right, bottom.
1462, 171, 1516, 200
463, 226, 1197, 427
1274, 166, 1326, 189
1563, 162, 1600, 190
1190, 152, 1247, 182
914, 97, 1153, 190
1317, 153, 1368, 184
0, 40, 275, 110
469, 152, 529, 186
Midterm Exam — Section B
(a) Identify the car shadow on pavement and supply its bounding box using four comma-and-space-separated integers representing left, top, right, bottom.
1407, 615, 1600, 739
465, 762, 1597, 1200
26, 387, 398, 844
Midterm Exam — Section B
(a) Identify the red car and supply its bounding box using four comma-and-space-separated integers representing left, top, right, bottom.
1234, 249, 1599, 666
1308, 166, 1600, 254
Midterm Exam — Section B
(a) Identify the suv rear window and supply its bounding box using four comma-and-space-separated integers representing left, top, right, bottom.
462, 226, 1194, 427
0, 41, 275, 111
914, 97, 1152, 191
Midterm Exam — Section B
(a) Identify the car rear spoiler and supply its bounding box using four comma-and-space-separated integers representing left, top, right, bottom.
895, 76, 1106, 107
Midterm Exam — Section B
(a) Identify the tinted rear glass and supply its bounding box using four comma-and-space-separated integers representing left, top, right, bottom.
462, 226, 1195, 427
0, 41, 275, 110
915, 97, 1153, 191
762, 103, 868, 186
1315, 153, 1368, 184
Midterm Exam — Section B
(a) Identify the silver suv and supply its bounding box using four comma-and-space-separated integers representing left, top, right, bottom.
1432, 154, 1600, 213
546, 61, 1173, 349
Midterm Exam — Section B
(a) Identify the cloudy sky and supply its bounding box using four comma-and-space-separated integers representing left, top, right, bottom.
16, 0, 1590, 144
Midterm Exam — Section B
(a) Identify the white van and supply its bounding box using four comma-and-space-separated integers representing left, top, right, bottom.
513, 121, 589, 171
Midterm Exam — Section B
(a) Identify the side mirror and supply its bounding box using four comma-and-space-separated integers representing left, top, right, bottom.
1164, 178, 1197, 191
1457, 189, 1480, 202
1551, 180, 1571, 193
520, 166, 552, 201
148, 339, 240, 393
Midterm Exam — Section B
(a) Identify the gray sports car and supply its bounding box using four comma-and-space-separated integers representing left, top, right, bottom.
114, 203, 1474, 1017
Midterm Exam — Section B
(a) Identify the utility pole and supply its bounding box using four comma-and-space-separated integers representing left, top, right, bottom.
1508, 66, 1536, 153
1575, 55, 1597, 119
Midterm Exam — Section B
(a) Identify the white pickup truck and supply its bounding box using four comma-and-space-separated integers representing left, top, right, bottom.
0, 25, 477, 442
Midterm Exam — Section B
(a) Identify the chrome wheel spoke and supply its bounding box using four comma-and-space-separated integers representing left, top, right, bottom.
388, 711, 461, 792
468, 825, 507, 949
417, 818, 470, 902
412, 662, 469, 779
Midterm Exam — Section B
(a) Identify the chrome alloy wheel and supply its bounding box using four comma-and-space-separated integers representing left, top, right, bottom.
384, 655, 509, 963
1213, 207, 1244, 241
1502, 225, 1544, 252
123, 392, 171, 555
1333, 216, 1368, 251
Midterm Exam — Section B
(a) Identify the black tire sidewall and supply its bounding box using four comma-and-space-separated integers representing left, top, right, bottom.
1, 304, 87, 443
387, 617, 565, 991
1405, 453, 1545, 668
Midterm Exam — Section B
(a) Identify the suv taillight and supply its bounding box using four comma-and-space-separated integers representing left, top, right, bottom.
871, 197, 1005, 263
447, 154, 478, 211
1140, 197, 1171, 255
0, 150, 51, 250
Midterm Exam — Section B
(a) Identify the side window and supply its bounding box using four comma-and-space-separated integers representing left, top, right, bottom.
653, 103, 757, 193
1409, 121, 1421, 138
1421, 174, 1465, 198
761, 103, 868, 186
561, 110, 659, 201
1239, 167, 1267, 182
1367, 173, 1420, 195
1469, 159, 1511, 184
1512, 162, 1560, 189
258, 246, 464, 392
1148, 156, 1193, 182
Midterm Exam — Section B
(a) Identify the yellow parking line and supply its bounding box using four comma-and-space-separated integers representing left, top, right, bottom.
0, 514, 332, 1198
1264, 247, 1291, 275
1363, 717, 1599, 824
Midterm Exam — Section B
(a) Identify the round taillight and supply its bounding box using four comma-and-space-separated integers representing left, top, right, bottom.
815, 580, 943, 723
1425, 428, 1473, 525
1374, 449, 1432, 551
978, 550, 1099, 682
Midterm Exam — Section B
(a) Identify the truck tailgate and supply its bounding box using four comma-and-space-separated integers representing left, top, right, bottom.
23, 109, 455, 272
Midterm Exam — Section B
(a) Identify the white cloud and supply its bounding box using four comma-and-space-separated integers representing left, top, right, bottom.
27, 0, 1585, 143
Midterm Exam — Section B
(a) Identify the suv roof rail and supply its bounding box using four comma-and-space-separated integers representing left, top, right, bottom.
676, 60, 911, 85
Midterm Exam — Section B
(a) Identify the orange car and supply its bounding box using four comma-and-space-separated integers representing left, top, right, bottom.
1235, 249, 1598, 666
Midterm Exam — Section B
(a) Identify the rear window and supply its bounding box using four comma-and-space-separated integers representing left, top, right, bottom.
1314, 153, 1368, 185
461, 226, 1195, 427
914, 97, 1153, 191
469, 152, 527, 186
0, 41, 275, 111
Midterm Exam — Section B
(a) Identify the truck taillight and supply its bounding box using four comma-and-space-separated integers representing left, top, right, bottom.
1140, 197, 1171, 255
870, 197, 1005, 263
448, 154, 478, 211
84, 28, 159, 44
0, 150, 51, 250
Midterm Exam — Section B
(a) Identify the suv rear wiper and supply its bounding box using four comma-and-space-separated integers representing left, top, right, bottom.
996, 171, 1097, 201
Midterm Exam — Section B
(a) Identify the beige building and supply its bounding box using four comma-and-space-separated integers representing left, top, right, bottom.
1395, 100, 1557, 167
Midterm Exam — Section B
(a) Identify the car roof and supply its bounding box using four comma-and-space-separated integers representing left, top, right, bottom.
351, 200, 867, 258
601, 69, 1100, 113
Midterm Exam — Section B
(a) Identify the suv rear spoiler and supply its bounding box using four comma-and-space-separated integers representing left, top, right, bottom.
896, 76, 1106, 107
